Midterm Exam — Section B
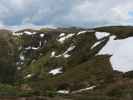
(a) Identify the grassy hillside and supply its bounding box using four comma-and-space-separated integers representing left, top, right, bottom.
0, 26, 133, 99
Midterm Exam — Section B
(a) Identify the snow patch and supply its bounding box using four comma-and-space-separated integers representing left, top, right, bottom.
51, 45, 75, 58
57, 90, 69, 94
25, 46, 40, 50
77, 31, 86, 35
98, 35, 133, 72
12, 32, 23, 36
13, 31, 37, 36
58, 33, 75, 43
62, 45, 76, 58
63, 54, 71, 58
66, 33, 75, 38
20, 55, 24, 61
59, 33, 65, 37
24, 74, 33, 79
32, 47, 40, 50
40, 34, 45, 37
95, 32, 110, 39
24, 31, 36, 35
25, 46, 31, 50
49, 67, 63, 75
91, 40, 104, 49
50, 51, 56, 57
64, 45, 76, 54
72, 85, 96, 94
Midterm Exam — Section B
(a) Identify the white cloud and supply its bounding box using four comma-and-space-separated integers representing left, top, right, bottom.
0, 0, 132, 27
64, 0, 133, 27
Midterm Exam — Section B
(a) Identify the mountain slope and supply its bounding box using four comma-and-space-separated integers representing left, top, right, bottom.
1, 26, 133, 99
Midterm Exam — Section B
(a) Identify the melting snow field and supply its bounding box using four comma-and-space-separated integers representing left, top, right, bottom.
98, 35, 133, 72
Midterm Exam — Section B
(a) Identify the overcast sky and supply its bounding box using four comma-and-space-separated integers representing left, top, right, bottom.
0, 0, 133, 29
